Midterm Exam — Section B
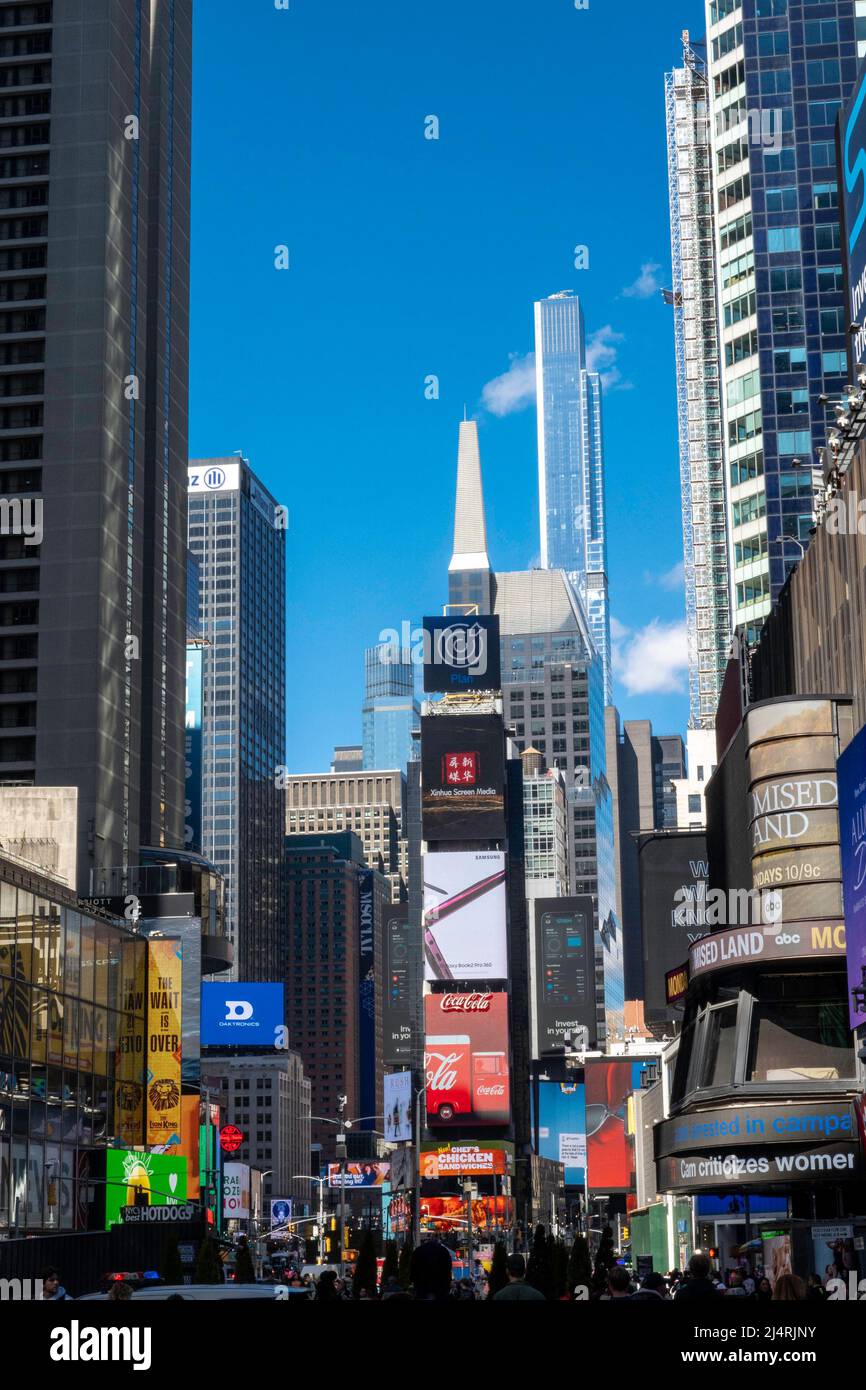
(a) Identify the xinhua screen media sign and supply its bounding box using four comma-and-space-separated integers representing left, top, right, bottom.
201, 981, 285, 1045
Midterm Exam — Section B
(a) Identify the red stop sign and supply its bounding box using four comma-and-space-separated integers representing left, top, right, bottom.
220, 1124, 244, 1153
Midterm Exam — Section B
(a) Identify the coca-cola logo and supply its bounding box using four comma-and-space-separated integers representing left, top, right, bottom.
441, 993, 491, 1013
425, 1051, 461, 1091
475, 1084, 505, 1096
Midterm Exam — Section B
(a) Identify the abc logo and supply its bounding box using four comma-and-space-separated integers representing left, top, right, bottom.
762, 891, 783, 925
204, 467, 226, 489
775, 933, 800, 946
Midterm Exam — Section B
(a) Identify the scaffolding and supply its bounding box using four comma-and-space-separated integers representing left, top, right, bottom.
665, 32, 731, 729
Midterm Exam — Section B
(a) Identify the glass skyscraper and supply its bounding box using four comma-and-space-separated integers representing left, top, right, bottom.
706, 0, 862, 640
187, 457, 286, 981
534, 292, 612, 702
666, 35, 732, 728
361, 642, 419, 771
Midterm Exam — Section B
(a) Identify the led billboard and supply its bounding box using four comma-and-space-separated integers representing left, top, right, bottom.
420, 1142, 513, 1178
327, 1163, 391, 1188
840, 55, 866, 371
184, 646, 203, 853
384, 1070, 413, 1143
383, 908, 414, 1064
533, 897, 596, 1054
201, 982, 285, 1045
584, 1058, 645, 1195
421, 714, 506, 842
424, 991, 510, 1128
837, 722, 866, 1028
223, 1162, 251, 1220
421, 615, 501, 694
423, 851, 507, 981
104, 1149, 188, 1230
537, 1081, 586, 1187
638, 833, 708, 1022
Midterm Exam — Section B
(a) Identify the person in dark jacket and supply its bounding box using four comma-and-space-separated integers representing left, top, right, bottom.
674, 1253, 722, 1300
631, 1271, 669, 1301
493, 1252, 545, 1301
410, 1237, 453, 1301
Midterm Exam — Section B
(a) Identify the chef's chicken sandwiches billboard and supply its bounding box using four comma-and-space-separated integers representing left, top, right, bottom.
424, 991, 510, 1128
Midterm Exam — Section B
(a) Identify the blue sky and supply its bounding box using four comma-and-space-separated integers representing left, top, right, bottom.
190, 0, 704, 772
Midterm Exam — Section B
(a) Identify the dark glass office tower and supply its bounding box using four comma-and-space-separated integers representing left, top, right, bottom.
706, 0, 860, 638
188, 457, 286, 981
0, 1, 193, 891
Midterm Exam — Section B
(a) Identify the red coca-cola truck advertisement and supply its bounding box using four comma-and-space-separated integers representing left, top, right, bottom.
424, 991, 510, 1127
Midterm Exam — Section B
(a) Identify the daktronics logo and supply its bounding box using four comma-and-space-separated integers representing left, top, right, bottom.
225, 999, 253, 1022
441, 992, 491, 1012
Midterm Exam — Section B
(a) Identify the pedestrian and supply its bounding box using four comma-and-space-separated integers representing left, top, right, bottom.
314, 1270, 341, 1302
42, 1267, 71, 1301
602, 1266, 633, 1300
492, 1252, 545, 1301
772, 1273, 807, 1301
674, 1253, 723, 1300
410, 1236, 453, 1301
756, 1277, 773, 1302
631, 1271, 668, 1301
725, 1271, 748, 1298
107, 1280, 133, 1301
806, 1274, 826, 1301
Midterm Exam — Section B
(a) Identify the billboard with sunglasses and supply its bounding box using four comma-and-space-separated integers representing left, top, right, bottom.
423, 851, 507, 981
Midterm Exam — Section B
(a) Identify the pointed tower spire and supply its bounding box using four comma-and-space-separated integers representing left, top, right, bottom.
448, 419, 492, 614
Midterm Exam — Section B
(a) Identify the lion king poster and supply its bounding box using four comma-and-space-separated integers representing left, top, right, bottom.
146, 939, 183, 1146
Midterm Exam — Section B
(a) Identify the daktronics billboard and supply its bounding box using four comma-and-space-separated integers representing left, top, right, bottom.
424, 851, 507, 981
533, 897, 595, 1054
420, 1143, 513, 1178
638, 832, 708, 1023
201, 982, 285, 1045
421, 714, 505, 842
584, 1058, 645, 1195
424, 991, 510, 1128
327, 1163, 390, 1188
838, 723, 866, 1028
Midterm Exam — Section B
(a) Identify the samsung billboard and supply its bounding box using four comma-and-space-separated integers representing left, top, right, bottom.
201, 982, 285, 1045
423, 850, 507, 981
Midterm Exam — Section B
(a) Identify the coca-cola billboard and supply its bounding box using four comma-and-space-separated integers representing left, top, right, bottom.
424, 991, 510, 1128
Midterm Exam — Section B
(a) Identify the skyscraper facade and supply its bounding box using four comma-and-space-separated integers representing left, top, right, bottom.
666, 34, 732, 727
706, 0, 860, 640
444, 418, 623, 1038
284, 768, 408, 902
187, 457, 286, 981
0, 1, 193, 892
534, 292, 612, 701
361, 642, 419, 771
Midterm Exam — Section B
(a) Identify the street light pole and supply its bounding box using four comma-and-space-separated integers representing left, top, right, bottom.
413, 1084, 425, 1249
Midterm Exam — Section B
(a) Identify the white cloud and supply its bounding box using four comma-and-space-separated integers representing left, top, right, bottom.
586, 325, 631, 392
611, 617, 688, 696
622, 261, 663, 300
658, 560, 685, 592
480, 352, 536, 417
